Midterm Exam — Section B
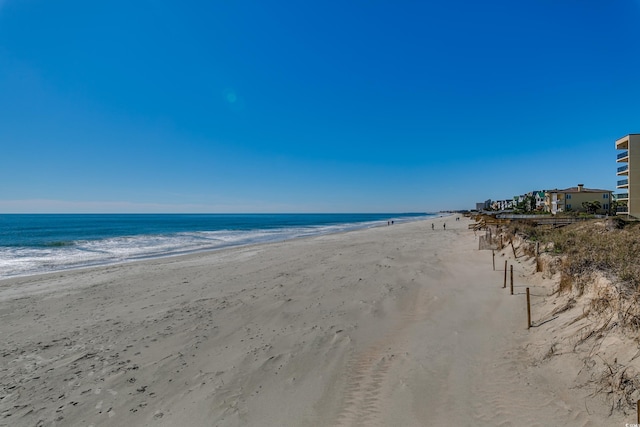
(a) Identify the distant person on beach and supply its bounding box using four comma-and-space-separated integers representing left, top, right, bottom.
431, 223, 434, 230
443, 223, 446, 230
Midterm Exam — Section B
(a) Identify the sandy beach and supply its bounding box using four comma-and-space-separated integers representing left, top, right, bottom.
0, 217, 625, 426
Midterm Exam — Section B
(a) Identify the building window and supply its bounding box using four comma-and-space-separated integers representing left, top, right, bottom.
603, 194, 609, 199
604, 204, 609, 210
567, 204, 571, 209
566, 194, 572, 199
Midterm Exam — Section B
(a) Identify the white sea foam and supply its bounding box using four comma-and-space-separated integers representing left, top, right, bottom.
0, 218, 402, 279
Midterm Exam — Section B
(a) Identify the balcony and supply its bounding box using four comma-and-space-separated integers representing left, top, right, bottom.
618, 178, 629, 187
616, 137, 629, 150
618, 164, 629, 174
617, 151, 629, 161
617, 193, 629, 200
617, 206, 629, 214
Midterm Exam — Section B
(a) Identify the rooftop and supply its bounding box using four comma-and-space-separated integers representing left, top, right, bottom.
554, 186, 611, 193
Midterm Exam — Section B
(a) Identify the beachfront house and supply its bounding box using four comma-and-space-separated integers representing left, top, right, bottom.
513, 191, 546, 212
533, 191, 546, 210
544, 185, 613, 215
616, 134, 640, 219
491, 199, 514, 211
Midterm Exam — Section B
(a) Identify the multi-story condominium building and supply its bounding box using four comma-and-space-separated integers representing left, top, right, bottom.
475, 200, 492, 211
616, 134, 640, 218
544, 185, 613, 214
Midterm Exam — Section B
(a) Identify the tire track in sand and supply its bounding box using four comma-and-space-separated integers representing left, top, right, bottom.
333, 284, 431, 427
333, 343, 395, 427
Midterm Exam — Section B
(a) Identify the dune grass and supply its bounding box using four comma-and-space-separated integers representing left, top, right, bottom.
501, 218, 640, 413
505, 218, 640, 294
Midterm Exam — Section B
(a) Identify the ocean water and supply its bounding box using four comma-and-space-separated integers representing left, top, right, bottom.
0, 213, 435, 279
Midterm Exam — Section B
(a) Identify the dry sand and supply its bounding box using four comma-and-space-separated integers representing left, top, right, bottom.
0, 217, 628, 426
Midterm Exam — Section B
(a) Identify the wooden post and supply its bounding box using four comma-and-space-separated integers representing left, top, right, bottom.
526, 287, 531, 329
500, 235, 503, 250
510, 265, 514, 295
535, 241, 540, 272
510, 239, 517, 258
492, 250, 495, 271
637, 398, 639, 424
503, 261, 507, 288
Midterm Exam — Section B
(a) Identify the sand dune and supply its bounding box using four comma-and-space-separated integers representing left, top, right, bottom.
0, 217, 628, 426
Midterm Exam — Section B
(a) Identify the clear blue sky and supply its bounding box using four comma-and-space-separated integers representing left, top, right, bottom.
1, 0, 639, 213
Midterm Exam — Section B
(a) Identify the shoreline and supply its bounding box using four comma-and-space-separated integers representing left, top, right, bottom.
0, 216, 450, 296
1, 215, 618, 426
0, 214, 446, 283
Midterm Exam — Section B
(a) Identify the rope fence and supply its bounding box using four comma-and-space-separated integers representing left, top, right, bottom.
491, 255, 553, 330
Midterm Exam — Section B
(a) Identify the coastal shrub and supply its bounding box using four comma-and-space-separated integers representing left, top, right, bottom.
503, 219, 640, 292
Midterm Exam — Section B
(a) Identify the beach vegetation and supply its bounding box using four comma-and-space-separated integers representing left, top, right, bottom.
514, 194, 536, 214
581, 200, 602, 215
499, 217, 640, 414
504, 218, 640, 293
